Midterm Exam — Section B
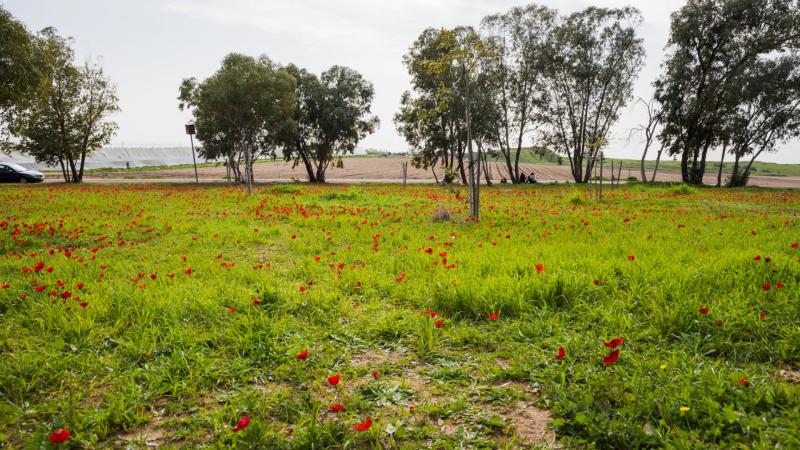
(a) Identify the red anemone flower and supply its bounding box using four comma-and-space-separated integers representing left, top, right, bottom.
603, 336, 625, 348
296, 350, 309, 360
49, 428, 71, 444
776, 282, 784, 289
603, 349, 620, 366
535, 263, 545, 273
372, 370, 381, 379
555, 346, 566, 360
698, 306, 709, 315
762, 283, 771, 291
232, 416, 250, 432
738, 378, 750, 387
327, 374, 341, 386
627, 255, 635, 261
329, 403, 345, 412
488, 311, 500, 320
754, 255, 761, 261
435, 319, 444, 328
251, 298, 261, 305
353, 418, 372, 432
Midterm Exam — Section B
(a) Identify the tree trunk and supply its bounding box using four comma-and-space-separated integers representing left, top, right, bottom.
680, 148, 689, 183
716, 144, 726, 187
730, 152, 742, 187
78, 149, 87, 182
58, 157, 68, 182
245, 145, 253, 195
67, 154, 79, 183
693, 142, 710, 185
640, 142, 649, 184
297, 148, 317, 182
741, 146, 766, 185
650, 142, 665, 183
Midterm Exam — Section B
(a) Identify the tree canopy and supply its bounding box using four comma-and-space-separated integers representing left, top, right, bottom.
178, 53, 295, 192
396, 5, 645, 185
5, 27, 118, 182
655, 0, 800, 185
281, 65, 379, 183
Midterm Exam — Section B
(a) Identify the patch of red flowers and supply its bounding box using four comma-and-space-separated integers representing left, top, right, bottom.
353, 417, 372, 432
49, 428, 71, 444
232, 416, 250, 432
603, 349, 620, 366
603, 336, 625, 348
329, 403, 345, 412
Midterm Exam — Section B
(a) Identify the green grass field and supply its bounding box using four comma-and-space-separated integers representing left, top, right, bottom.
1, 183, 798, 448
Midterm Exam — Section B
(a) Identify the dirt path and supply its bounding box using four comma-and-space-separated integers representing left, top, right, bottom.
50, 157, 800, 188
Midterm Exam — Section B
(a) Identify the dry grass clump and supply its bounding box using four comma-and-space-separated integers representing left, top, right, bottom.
431, 204, 452, 222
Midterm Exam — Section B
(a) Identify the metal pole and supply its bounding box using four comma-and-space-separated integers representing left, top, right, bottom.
463, 64, 478, 221
598, 153, 603, 201
189, 134, 199, 184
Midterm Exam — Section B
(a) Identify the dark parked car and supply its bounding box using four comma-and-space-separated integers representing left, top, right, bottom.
0, 162, 44, 183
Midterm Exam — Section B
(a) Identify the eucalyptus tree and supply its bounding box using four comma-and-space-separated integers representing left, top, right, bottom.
538, 7, 645, 183
8, 28, 118, 183
396, 28, 470, 184
480, 5, 556, 183
178, 53, 295, 194
726, 56, 800, 186
281, 65, 378, 183
0, 6, 41, 133
655, 0, 800, 184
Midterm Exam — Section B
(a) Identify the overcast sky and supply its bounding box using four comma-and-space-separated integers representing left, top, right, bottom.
5, 0, 799, 163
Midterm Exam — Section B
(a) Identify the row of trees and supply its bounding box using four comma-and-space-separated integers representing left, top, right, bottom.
653, 0, 800, 186
0, 7, 119, 182
397, 1, 800, 187
395, 5, 645, 185
178, 55, 378, 191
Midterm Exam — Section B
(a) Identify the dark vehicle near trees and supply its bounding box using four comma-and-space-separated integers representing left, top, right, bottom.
0, 163, 44, 183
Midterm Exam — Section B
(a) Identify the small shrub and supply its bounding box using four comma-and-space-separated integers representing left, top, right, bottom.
669, 184, 696, 195
568, 192, 586, 205
320, 188, 364, 201
269, 184, 301, 194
